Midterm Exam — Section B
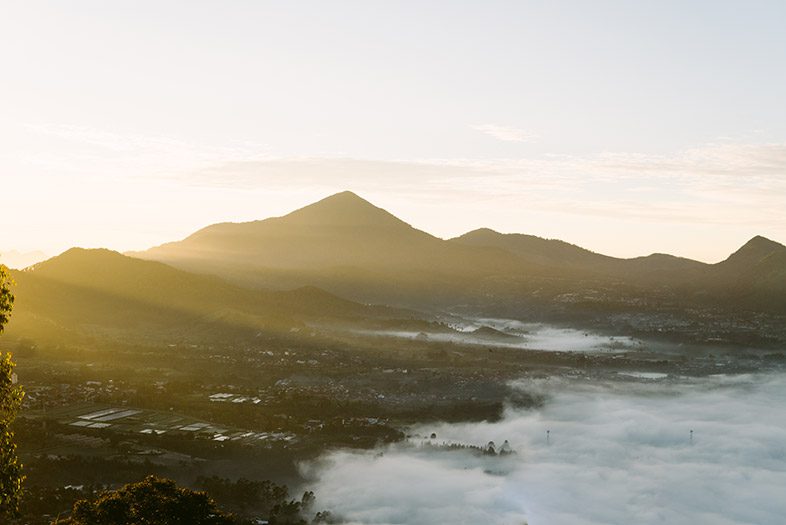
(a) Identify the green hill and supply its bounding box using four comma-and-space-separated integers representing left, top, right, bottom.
7, 248, 403, 342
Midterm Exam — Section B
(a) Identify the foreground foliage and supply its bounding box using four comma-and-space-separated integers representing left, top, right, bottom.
61, 476, 235, 525
1, 265, 24, 519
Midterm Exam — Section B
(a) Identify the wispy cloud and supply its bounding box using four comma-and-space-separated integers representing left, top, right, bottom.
10, 122, 786, 259
182, 140, 786, 232
19, 123, 271, 178
24, 124, 786, 230
471, 124, 538, 143
24, 123, 189, 153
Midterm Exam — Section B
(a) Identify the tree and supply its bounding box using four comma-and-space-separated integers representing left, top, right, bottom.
0, 265, 12, 331
63, 476, 236, 525
0, 265, 24, 520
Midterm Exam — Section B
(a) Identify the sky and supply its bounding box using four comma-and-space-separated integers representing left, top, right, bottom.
305, 372, 786, 525
2, 0, 786, 262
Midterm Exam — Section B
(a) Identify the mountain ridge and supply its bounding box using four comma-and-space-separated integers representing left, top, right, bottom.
130, 191, 785, 311
133, 192, 554, 302
8, 247, 408, 342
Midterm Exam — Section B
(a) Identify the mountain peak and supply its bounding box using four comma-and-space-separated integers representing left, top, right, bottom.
28, 248, 163, 279
737, 235, 784, 254
298, 191, 374, 210
325, 190, 364, 201
460, 228, 502, 239
722, 235, 786, 266
743, 235, 782, 249
282, 191, 410, 229
30, 248, 119, 270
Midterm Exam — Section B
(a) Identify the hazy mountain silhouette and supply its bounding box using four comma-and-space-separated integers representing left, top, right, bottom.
451, 228, 707, 285
715, 235, 786, 273
133, 191, 786, 312
8, 247, 403, 341
454, 228, 786, 310
134, 191, 550, 302
140, 191, 438, 271
452, 228, 609, 268
0, 249, 47, 269
705, 236, 786, 309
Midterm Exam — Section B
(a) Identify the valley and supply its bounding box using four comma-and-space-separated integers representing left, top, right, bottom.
6, 4, 786, 523
2, 192, 785, 523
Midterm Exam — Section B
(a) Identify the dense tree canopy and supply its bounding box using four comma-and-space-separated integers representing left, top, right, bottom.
64, 476, 236, 525
0, 265, 12, 332
0, 265, 24, 519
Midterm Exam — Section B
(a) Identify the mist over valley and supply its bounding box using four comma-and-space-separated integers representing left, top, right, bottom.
2, 193, 785, 523
3, 3, 786, 522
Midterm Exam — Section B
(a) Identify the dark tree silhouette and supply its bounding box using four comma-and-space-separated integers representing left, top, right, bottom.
0, 266, 12, 329
0, 265, 24, 520
63, 476, 236, 525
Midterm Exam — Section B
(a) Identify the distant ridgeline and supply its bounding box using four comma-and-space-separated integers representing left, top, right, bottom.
6, 191, 786, 345
132, 191, 786, 313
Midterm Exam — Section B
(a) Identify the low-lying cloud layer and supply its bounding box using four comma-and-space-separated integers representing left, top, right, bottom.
303, 373, 786, 525
355, 319, 642, 354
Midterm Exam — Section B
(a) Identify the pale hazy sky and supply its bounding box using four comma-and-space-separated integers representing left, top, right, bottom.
2, 1, 786, 262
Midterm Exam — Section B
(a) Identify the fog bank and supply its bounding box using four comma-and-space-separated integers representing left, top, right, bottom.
304, 373, 786, 525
